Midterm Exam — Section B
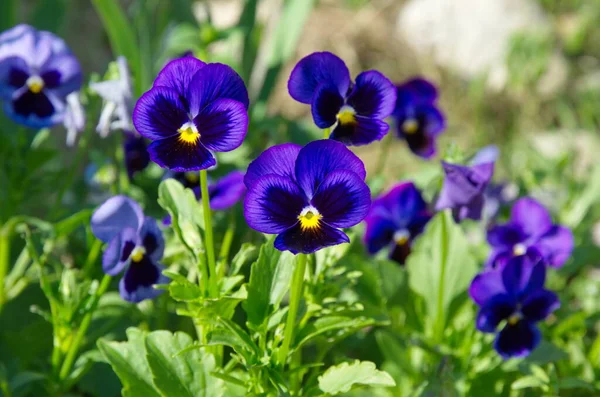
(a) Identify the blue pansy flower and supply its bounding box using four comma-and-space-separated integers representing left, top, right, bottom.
470, 256, 560, 359
487, 197, 574, 269
288, 52, 396, 146
244, 140, 371, 254
133, 57, 249, 172
0, 24, 82, 128
435, 146, 497, 222
392, 78, 445, 158
123, 130, 150, 179
363, 182, 431, 265
91, 196, 168, 303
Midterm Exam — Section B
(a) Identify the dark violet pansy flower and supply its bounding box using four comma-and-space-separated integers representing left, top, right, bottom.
288, 52, 396, 146
392, 78, 445, 158
244, 140, 371, 254
91, 195, 168, 303
0, 24, 82, 128
470, 256, 559, 359
487, 197, 574, 269
133, 57, 249, 172
123, 130, 150, 179
435, 146, 497, 222
363, 182, 431, 265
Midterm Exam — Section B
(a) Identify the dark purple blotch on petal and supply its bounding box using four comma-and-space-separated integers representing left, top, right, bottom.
123, 131, 150, 178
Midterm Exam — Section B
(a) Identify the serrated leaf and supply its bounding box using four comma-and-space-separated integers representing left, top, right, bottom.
168, 278, 203, 302
230, 243, 257, 275
318, 360, 395, 394
145, 331, 224, 397
243, 238, 295, 328
97, 328, 161, 397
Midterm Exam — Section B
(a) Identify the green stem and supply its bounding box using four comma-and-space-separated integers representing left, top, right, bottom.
434, 211, 450, 342
199, 170, 218, 297
373, 132, 392, 177
322, 128, 330, 139
278, 254, 307, 366
59, 274, 111, 383
82, 239, 103, 276
0, 225, 11, 316
218, 213, 236, 278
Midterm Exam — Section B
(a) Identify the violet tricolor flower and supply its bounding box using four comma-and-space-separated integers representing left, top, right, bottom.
470, 256, 559, 359
244, 140, 371, 254
363, 182, 431, 265
436, 146, 497, 222
91, 196, 168, 303
123, 131, 150, 179
288, 52, 396, 146
392, 78, 445, 158
487, 197, 574, 269
0, 24, 82, 128
133, 57, 249, 172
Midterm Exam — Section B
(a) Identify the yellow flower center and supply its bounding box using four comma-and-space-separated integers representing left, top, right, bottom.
185, 172, 199, 184
402, 119, 419, 134
130, 246, 146, 263
336, 106, 357, 126
178, 122, 200, 145
513, 243, 526, 256
394, 229, 410, 246
26, 75, 44, 94
507, 314, 521, 326
298, 206, 323, 231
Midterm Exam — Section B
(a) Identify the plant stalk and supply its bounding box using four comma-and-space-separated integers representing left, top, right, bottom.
278, 254, 307, 366
199, 170, 218, 297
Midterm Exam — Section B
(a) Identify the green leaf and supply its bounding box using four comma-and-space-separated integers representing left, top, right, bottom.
511, 375, 546, 390
556, 377, 596, 391
295, 316, 383, 351
406, 211, 477, 338
97, 328, 161, 397
318, 360, 396, 395
0, 0, 16, 31
145, 331, 224, 397
168, 278, 203, 302
242, 238, 295, 328
230, 243, 257, 275
91, 0, 147, 95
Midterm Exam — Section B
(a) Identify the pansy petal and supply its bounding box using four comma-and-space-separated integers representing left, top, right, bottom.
119, 257, 168, 303
188, 63, 249, 115
311, 169, 371, 228
436, 161, 494, 210
244, 143, 302, 188
0, 56, 29, 100
363, 214, 396, 254
476, 294, 516, 332
274, 223, 349, 254
133, 86, 188, 140
102, 228, 137, 276
347, 70, 397, 119
535, 225, 574, 268
139, 217, 165, 261
452, 195, 485, 222
487, 224, 525, 250
195, 98, 248, 152
153, 57, 206, 96
329, 116, 389, 146
208, 171, 246, 210
8, 90, 61, 127
522, 289, 559, 323
501, 256, 546, 299
469, 270, 507, 306
470, 145, 499, 166
91, 195, 144, 243
41, 54, 82, 97
123, 131, 150, 178
244, 174, 306, 234
381, 182, 429, 229
147, 135, 216, 172
0, 25, 37, 63
288, 51, 351, 104
311, 83, 344, 128
510, 197, 552, 238
494, 321, 540, 359
295, 140, 366, 198
397, 78, 438, 105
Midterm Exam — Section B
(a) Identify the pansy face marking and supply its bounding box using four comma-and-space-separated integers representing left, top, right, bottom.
298, 206, 323, 231
178, 121, 200, 144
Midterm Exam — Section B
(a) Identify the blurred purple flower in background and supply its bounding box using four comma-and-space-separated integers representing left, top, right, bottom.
288, 51, 396, 146
123, 130, 150, 179
487, 197, 574, 269
470, 256, 559, 359
363, 182, 431, 265
0, 24, 82, 129
244, 140, 371, 254
392, 78, 445, 158
91, 196, 168, 302
133, 57, 249, 171
436, 146, 497, 222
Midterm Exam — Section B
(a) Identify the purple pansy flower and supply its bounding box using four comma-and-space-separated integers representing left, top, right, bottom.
244, 140, 371, 254
487, 197, 574, 269
363, 182, 432, 265
91, 196, 168, 303
288, 52, 396, 146
392, 78, 445, 158
0, 24, 82, 128
133, 57, 249, 172
470, 256, 559, 359
123, 131, 150, 179
435, 146, 497, 222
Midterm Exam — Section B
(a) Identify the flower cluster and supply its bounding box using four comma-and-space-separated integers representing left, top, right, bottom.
0, 24, 82, 131
91, 196, 168, 302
